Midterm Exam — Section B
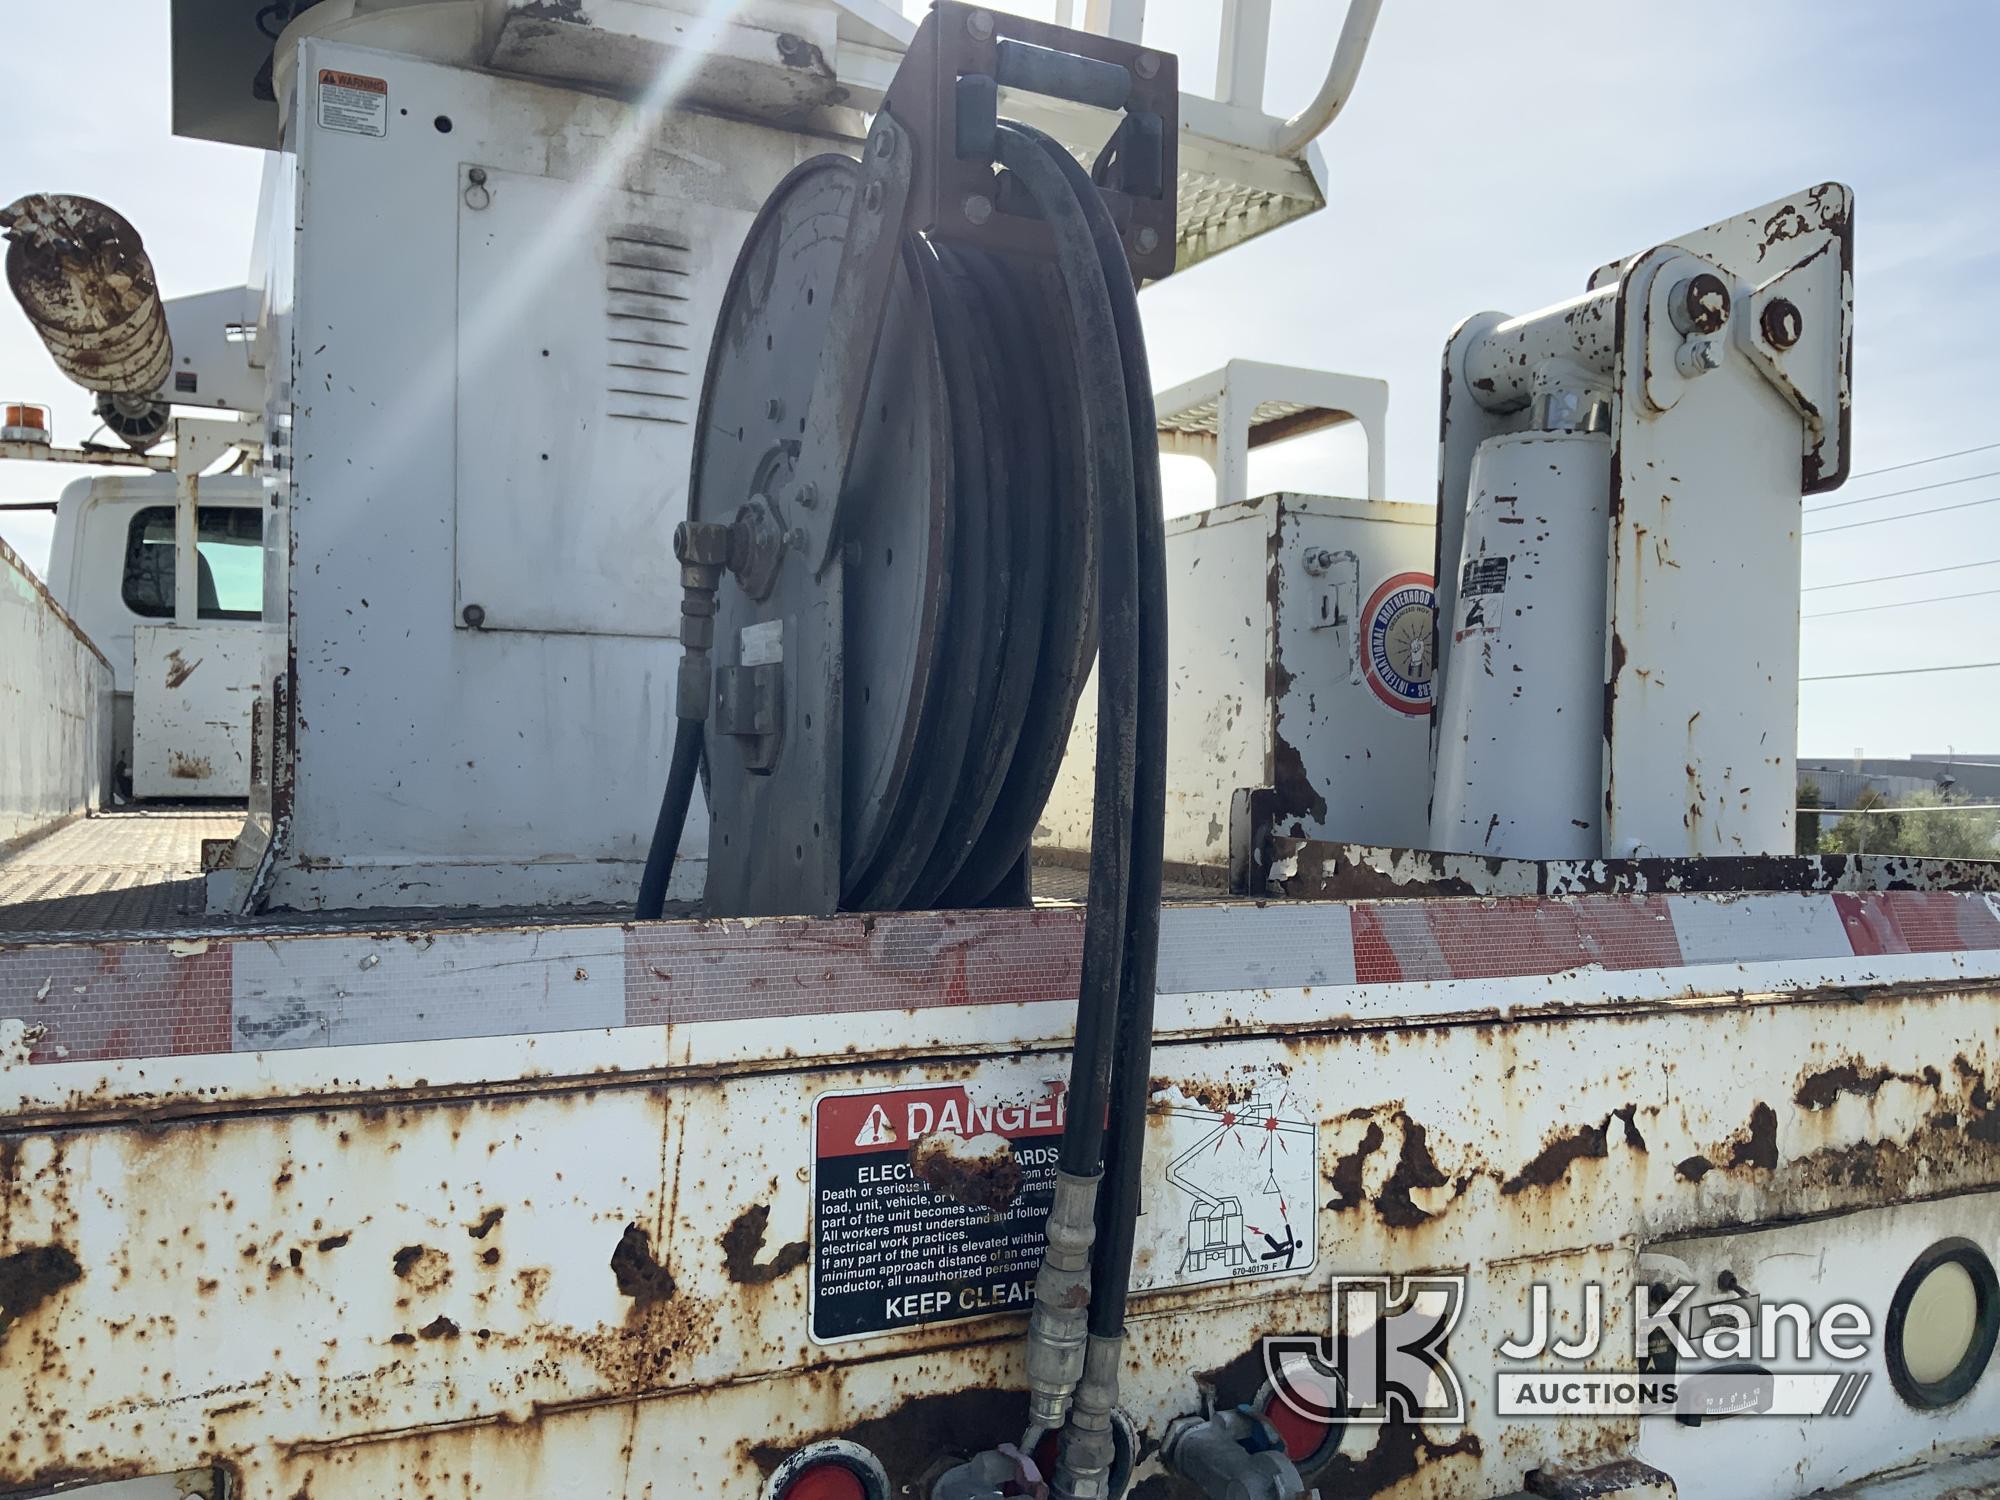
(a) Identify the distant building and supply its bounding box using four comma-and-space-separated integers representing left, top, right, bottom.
1798, 755, 2000, 809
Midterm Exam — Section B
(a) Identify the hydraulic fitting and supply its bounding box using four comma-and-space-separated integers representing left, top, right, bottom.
1160, 1406, 1314, 1500
672, 520, 731, 723
1024, 1170, 1101, 1430
1051, 1332, 1123, 1499
929, 1443, 1045, 1500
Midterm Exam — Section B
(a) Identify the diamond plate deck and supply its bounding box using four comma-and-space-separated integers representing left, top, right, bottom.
0, 810, 242, 934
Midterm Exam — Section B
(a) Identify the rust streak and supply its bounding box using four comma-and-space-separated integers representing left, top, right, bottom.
1795, 1060, 1902, 1111
720, 1204, 808, 1287
1376, 1113, 1448, 1229
0, 1244, 82, 1341
1325, 1119, 1384, 1213
163, 648, 202, 690
466, 1206, 505, 1240
610, 1222, 675, 1305
910, 1134, 1023, 1212
1728, 1103, 1780, 1172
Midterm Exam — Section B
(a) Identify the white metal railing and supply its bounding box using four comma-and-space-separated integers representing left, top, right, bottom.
1051, 0, 1385, 157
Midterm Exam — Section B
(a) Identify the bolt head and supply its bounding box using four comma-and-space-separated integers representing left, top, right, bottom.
1135, 226, 1160, 255
1135, 52, 1161, 80
963, 193, 995, 226
467, 166, 487, 185
461, 603, 486, 628
1676, 336, 1724, 379
795, 480, 818, 509
968, 9, 995, 40
1678, 271, 1731, 335
1761, 297, 1805, 350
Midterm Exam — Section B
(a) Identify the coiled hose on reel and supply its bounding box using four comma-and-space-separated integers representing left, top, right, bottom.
638, 96, 1167, 1500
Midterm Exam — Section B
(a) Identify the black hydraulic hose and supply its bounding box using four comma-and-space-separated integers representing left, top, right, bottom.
994, 122, 1140, 1182
1029, 127, 1169, 1341
635, 720, 702, 921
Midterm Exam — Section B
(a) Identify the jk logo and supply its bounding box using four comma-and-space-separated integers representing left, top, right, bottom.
1263, 1275, 1468, 1427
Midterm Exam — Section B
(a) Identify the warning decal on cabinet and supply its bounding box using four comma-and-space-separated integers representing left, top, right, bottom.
1136, 1084, 1318, 1293
319, 70, 388, 137
810, 1082, 1065, 1344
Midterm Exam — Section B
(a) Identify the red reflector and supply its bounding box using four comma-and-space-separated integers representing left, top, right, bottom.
1262, 1364, 1343, 1465
1263, 1397, 1331, 1463
779, 1462, 868, 1500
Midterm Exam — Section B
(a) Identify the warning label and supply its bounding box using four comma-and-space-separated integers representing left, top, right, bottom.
319, 69, 388, 137
811, 1082, 1066, 1344
1138, 1084, 1318, 1293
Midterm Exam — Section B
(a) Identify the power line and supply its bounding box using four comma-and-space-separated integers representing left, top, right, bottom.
1802, 660, 2000, 682
1806, 586, 2000, 620
1805, 556, 2000, 592
1807, 467, 2000, 514
1805, 492, 2000, 537
1850, 440, 2000, 481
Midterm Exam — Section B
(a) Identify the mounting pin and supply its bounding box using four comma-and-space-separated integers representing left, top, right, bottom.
1760, 298, 1804, 350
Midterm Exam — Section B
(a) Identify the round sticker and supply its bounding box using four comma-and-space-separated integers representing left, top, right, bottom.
1361, 571, 1437, 715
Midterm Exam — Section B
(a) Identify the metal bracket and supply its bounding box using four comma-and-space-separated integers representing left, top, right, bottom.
1302, 545, 1361, 681
1737, 239, 1845, 483
794, 6, 1181, 574
882, 1, 1180, 281
715, 660, 785, 772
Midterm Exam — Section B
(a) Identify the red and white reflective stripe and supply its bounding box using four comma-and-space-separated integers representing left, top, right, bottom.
3, 891, 1998, 1066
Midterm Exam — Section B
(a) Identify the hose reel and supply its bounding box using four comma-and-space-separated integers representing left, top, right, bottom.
641, 11, 1173, 1490
641, 1, 1178, 922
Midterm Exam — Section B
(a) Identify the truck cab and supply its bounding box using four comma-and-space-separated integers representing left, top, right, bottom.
44, 471, 267, 800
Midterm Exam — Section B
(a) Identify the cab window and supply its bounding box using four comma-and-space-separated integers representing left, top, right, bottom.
122, 506, 264, 622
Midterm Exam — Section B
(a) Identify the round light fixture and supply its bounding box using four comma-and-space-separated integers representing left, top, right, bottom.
1886, 1238, 1999, 1409
1255, 1354, 1347, 1480
762, 1439, 888, 1500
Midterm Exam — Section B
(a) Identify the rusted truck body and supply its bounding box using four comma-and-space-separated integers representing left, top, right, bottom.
3, 4, 1998, 1499
6, 876, 2000, 1498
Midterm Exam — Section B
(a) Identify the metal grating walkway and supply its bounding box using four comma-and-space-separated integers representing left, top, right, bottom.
0, 810, 243, 935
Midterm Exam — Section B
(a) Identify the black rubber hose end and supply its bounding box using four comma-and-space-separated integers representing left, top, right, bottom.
636, 720, 703, 921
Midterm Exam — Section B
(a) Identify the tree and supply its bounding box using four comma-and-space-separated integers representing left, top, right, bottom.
1819, 788, 1999, 860
1797, 777, 1823, 855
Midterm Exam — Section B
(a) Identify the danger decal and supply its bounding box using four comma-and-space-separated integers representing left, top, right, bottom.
810, 1082, 1065, 1343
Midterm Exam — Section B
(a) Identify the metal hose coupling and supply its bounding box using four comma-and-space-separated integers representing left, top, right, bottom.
672, 520, 731, 721
1050, 1332, 1123, 1499
1024, 1169, 1100, 1429
1160, 1406, 1314, 1500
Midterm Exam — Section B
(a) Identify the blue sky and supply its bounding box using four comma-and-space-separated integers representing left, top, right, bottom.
4, 0, 1997, 756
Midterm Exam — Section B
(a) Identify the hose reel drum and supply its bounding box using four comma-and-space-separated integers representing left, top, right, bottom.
653, 2, 1180, 920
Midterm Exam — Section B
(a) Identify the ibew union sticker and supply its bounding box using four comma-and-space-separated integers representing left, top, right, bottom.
1362, 571, 1437, 715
